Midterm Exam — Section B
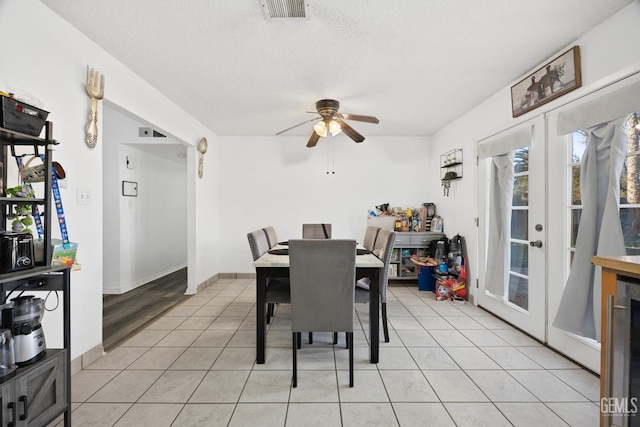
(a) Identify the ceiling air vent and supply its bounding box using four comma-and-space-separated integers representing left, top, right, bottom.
260, 0, 307, 19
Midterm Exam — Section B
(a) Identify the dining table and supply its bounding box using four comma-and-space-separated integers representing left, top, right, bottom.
253, 243, 384, 364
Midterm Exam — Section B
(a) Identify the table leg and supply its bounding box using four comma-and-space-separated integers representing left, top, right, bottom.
256, 268, 267, 364
369, 268, 380, 363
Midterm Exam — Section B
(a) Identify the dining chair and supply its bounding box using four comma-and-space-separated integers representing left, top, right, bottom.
289, 239, 356, 388
302, 223, 332, 239
362, 225, 381, 251
247, 229, 290, 325
263, 226, 278, 248
355, 229, 396, 343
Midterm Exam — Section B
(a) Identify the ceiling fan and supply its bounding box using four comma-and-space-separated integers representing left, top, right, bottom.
276, 99, 379, 148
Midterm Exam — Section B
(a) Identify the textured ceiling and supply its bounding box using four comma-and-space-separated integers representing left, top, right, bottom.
39, 0, 634, 138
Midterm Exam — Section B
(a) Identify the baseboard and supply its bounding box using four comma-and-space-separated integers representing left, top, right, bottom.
71, 343, 105, 376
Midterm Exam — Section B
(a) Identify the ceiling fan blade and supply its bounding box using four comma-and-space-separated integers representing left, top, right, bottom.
341, 113, 379, 124
338, 119, 365, 143
306, 131, 320, 148
276, 117, 321, 135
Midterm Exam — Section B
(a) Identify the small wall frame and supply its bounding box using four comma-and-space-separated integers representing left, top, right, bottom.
122, 180, 138, 197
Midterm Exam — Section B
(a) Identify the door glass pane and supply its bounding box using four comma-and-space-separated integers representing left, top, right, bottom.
571, 165, 581, 205
513, 176, 529, 206
511, 210, 528, 240
510, 242, 528, 275
514, 148, 529, 173
621, 207, 640, 255
570, 209, 581, 247
571, 131, 587, 163
508, 274, 528, 310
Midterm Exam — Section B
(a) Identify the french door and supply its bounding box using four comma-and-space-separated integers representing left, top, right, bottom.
478, 116, 547, 342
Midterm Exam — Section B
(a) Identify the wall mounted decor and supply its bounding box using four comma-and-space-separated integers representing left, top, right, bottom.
440, 148, 462, 197
197, 137, 208, 178
122, 181, 137, 197
85, 65, 105, 148
511, 45, 581, 118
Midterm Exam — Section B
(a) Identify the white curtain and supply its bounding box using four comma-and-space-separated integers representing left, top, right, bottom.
484, 153, 515, 296
552, 118, 627, 341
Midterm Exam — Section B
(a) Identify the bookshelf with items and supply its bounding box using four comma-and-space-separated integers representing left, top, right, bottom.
388, 232, 444, 280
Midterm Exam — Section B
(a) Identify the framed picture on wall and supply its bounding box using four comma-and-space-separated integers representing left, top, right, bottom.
511, 45, 582, 118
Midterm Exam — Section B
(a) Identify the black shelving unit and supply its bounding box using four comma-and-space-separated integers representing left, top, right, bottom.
0, 122, 53, 266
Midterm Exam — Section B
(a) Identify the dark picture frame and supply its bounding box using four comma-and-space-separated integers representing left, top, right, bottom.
122, 180, 138, 197
511, 45, 582, 118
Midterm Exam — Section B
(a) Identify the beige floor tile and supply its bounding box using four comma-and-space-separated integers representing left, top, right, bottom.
84, 346, 148, 370
338, 370, 389, 402
507, 370, 590, 402
239, 371, 292, 403
88, 370, 163, 402
189, 370, 251, 403
428, 329, 474, 347
169, 347, 222, 370
520, 345, 584, 369
423, 370, 489, 402
545, 402, 600, 427
375, 346, 419, 370
289, 370, 339, 402
395, 329, 439, 347
175, 315, 216, 330
119, 329, 170, 347
286, 403, 342, 427
172, 403, 235, 427
549, 368, 600, 401
127, 347, 186, 370
139, 370, 206, 403
407, 347, 458, 370
113, 403, 183, 426
191, 329, 235, 347
465, 370, 537, 402
227, 330, 256, 347
495, 402, 571, 426
212, 347, 257, 370
70, 403, 131, 426
444, 346, 502, 370
379, 370, 439, 402
71, 369, 120, 402
228, 403, 288, 427
444, 402, 511, 427
459, 329, 510, 346
340, 402, 399, 427
146, 315, 187, 329
480, 346, 543, 369
392, 402, 456, 427
155, 329, 203, 347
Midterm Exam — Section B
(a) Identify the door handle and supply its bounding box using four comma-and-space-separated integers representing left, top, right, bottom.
529, 240, 543, 248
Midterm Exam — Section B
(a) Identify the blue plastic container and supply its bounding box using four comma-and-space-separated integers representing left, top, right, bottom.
418, 265, 436, 292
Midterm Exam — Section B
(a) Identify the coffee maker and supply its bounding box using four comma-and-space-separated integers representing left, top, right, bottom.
3, 296, 46, 366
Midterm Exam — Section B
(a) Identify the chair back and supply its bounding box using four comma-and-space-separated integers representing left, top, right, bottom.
372, 230, 396, 303
247, 229, 271, 261
263, 226, 278, 248
363, 226, 381, 251
302, 223, 332, 239
289, 239, 356, 333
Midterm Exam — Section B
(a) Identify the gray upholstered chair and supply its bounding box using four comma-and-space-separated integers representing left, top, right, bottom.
289, 239, 356, 388
355, 229, 396, 342
263, 226, 278, 248
247, 229, 290, 325
362, 225, 381, 251
302, 223, 332, 239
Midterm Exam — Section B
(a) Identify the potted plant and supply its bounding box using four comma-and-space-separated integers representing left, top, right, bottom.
5, 184, 35, 233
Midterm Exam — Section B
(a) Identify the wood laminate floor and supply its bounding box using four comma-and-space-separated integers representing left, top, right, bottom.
102, 268, 189, 351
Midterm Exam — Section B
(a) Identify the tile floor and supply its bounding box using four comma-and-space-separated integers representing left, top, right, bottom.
60, 278, 600, 426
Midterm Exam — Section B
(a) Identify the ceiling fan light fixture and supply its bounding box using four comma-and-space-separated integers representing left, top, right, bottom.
329, 119, 342, 136
313, 120, 328, 137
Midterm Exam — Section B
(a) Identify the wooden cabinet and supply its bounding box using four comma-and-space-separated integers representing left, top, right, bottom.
390, 232, 444, 279
0, 350, 66, 426
593, 256, 640, 427
0, 266, 71, 427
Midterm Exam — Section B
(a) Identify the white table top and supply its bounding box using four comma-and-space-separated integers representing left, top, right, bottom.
254, 244, 384, 268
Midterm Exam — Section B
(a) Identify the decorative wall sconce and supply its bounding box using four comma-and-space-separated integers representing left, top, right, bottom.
85, 66, 105, 149
198, 137, 208, 178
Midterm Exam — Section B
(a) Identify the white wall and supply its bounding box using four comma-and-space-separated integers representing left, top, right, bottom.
0, 0, 220, 359
219, 135, 434, 273
428, 1, 640, 302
